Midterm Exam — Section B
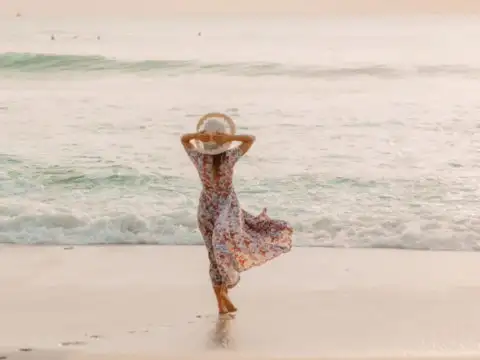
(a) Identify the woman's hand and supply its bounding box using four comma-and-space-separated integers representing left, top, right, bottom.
211, 133, 231, 145
181, 132, 211, 150
195, 132, 212, 142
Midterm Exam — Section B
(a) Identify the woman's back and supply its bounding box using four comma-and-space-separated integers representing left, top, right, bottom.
187, 147, 242, 196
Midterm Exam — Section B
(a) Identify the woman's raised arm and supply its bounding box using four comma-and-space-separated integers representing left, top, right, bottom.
180, 132, 211, 150
229, 134, 256, 155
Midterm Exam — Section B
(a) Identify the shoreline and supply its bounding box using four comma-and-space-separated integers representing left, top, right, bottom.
2, 243, 479, 253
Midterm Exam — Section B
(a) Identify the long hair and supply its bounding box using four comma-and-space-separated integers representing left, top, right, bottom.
212, 153, 226, 179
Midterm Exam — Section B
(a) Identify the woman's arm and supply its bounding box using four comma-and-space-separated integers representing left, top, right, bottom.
181, 133, 197, 150
227, 134, 256, 155
181, 132, 211, 150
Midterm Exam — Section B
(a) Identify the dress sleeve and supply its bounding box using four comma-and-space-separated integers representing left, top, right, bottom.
226, 146, 243, 167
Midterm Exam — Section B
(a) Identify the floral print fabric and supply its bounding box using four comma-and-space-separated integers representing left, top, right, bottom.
186, 146, 293, 288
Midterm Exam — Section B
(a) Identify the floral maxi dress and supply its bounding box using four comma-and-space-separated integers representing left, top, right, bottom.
186, 146, 293, 289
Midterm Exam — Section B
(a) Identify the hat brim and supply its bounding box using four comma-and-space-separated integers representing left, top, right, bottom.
197, 112, 236, 134
194, 112, 236, 155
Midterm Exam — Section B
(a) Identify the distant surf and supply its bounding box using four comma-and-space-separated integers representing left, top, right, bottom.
1, 52, 480, 78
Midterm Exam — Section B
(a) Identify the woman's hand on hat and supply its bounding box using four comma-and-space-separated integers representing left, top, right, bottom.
211, 133, 230, 145
194, 132, 212, 142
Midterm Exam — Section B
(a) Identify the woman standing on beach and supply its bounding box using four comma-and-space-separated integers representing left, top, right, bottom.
181, 113, 293, 316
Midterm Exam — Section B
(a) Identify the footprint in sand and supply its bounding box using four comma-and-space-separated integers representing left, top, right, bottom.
127, 329, 150, 334
0, 355, 7, 359
59, 341, 87, 347
18, 348, 32, 352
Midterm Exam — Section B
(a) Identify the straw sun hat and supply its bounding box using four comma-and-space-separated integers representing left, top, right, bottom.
194, 113, 236, 155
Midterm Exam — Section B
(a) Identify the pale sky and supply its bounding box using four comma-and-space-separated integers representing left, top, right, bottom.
3, 0, 480, 17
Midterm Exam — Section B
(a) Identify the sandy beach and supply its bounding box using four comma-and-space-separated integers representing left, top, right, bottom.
2, 0, 480, 357
1, 246, 480, 360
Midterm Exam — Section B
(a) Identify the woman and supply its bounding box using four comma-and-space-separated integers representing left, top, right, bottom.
181, 114, 293, 316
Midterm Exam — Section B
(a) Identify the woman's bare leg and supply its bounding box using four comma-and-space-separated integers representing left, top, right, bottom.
213, 286, 228, 314
221, 287, 237, 313
213, 286, 238, 315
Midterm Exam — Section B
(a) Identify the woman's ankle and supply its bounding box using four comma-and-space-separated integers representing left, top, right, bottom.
220, 290, 237, 312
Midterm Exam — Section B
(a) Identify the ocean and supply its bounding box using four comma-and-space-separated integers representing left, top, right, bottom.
0, 15, 479, 249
